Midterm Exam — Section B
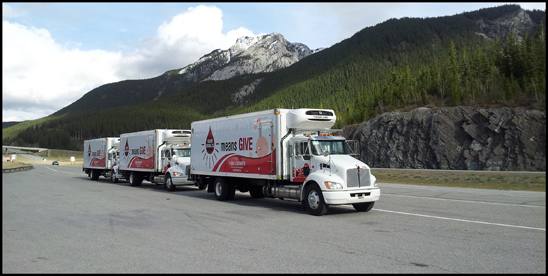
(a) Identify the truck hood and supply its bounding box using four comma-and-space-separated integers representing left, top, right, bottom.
315, 154, 370, 171
174, 156, 191, 166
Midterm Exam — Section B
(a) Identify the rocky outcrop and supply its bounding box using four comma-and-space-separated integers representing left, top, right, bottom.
475, 9, 537, 44
344, 106, 546, 171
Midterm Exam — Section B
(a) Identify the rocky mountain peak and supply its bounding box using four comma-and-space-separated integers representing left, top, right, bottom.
177, 32, 316, 83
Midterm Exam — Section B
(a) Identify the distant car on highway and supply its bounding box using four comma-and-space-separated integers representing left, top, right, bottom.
52, 161, 59, 165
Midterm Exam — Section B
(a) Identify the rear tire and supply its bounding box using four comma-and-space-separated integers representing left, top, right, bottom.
214, 178, 235, 201
353, 202, 375, 212
90, 169, 99, 180
129, 172, 142, 186
304, 183, 328, 216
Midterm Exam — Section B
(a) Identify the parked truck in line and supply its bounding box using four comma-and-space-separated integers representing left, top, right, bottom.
112, 129, 205, 191
190, 108, 380, 215
83, 137, 120, 181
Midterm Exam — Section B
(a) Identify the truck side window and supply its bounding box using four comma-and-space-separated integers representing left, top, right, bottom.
295, 142, 302, 156
302, 142, 311, 160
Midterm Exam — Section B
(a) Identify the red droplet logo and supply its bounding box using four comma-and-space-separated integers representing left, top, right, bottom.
205, 126, 215, 154
124, 140, 130, 157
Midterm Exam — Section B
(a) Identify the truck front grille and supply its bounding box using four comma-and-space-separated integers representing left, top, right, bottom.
347, 167, 371, 188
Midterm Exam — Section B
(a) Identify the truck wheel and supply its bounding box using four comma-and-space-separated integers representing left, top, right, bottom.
165, 175, 175, 191
111, 170, 119, 183
304, 183, 328, 216
90, 169, 99, 180
197, 180, 208, 190
129, 172, 142, 186
214, 178, 234, 201
249, 187, 265, 198
353, 202, 375, 212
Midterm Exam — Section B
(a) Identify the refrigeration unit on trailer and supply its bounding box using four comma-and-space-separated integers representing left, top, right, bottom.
83, 137, 120, 180
190, 108, 380, 215
114, 129, 205, 191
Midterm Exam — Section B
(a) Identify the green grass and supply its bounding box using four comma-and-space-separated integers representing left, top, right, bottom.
371, 168, 546, 192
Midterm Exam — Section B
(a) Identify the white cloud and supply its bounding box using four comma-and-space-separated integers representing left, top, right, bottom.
2, 4, 255, 122
2, 21, 122, 121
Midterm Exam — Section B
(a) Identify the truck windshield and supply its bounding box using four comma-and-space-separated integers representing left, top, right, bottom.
173, 148, 191, 157
310, 140, 348, 155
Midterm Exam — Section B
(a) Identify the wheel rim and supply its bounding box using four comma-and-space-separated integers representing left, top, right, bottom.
307, 190, 320, 210
215, 182, 222, 196
166, 177, 172, 188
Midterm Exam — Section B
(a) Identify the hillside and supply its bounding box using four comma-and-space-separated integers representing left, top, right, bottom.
3, 5, 546, 160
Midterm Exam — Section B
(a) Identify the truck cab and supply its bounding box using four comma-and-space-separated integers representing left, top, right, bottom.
289, 133, 380, 215
157, 144, 197, 191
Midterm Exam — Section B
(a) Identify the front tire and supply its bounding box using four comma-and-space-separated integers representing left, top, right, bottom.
353, 202, 375, 212
197, 178, 208, 190
111, 170, 118, 183
165, 175, 175, 191
214, 177, 235, 201
304, 183, 328, 216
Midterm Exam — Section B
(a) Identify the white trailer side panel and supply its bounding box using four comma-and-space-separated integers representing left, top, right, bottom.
83, 137, 119, 169
119, 130, 159, 172
191, 109, 279, 180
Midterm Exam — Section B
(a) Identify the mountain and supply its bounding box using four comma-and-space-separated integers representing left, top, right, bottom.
3, 4, 546, 171
2, 122, 21, 129
51, 33, 318, 117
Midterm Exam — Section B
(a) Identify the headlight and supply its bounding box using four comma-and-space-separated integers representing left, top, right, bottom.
172, 172, 179, 177
324, 181, 343, 189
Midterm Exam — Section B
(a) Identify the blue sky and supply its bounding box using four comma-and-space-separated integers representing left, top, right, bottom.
2, 2, 546, 122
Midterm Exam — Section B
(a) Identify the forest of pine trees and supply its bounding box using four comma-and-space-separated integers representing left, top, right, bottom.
349, 25, 546, 125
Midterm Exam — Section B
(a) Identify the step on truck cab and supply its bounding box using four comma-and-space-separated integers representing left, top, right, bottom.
190, 108, 380, 215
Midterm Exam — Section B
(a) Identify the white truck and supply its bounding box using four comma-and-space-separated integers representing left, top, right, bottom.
114, 129, 204, 191
83, 137, 120, 180
190, 108, 380, 215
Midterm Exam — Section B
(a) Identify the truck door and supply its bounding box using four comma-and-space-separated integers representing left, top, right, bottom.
257, 119, 274, 175
162, 148, 171, 173
292, 140, 311, 182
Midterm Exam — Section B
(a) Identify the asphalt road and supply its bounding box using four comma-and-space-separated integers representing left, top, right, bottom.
2, 164, 545, 273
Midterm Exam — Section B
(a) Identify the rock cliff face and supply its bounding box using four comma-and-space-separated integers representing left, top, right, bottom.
475, 9, 537, 44
343, 106, 546, 171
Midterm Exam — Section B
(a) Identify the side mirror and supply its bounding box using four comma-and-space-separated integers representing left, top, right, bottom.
323, 150, 329, 157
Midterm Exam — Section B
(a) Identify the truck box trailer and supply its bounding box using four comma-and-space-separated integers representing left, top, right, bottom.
83, 137, 120, 180
190, 108, 380, 215
115, 129, 205, 191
